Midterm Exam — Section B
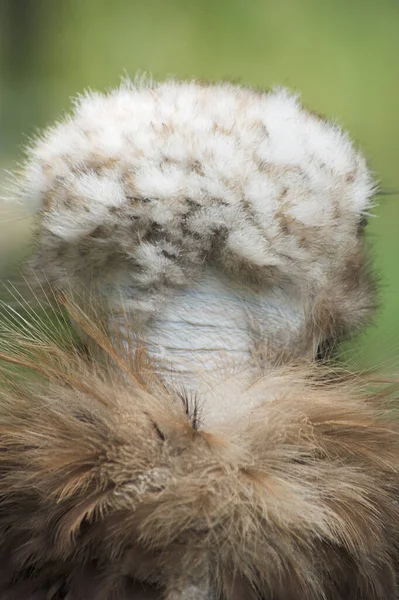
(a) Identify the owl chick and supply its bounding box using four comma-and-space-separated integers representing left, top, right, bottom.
1, 78, 396, 600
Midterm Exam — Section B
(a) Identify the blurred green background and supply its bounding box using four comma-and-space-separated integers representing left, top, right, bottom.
0, 0, 398, 366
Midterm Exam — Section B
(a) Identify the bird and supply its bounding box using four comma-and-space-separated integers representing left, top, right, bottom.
0, 76, 398, 599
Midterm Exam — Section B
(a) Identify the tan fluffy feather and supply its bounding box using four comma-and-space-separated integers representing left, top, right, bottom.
0, 297, 398, 600
2, 77, 398, 599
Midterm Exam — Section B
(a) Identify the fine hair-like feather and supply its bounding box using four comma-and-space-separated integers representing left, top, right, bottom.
0, 296, 398, 599
1, 77, 398, 599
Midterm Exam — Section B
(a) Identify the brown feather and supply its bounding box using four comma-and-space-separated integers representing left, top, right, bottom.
0, 300, 398, 599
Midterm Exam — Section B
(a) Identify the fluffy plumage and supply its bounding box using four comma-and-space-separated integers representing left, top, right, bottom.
16, 79, 375, 376
0, 302, 398, 600
2, 77, 397, 599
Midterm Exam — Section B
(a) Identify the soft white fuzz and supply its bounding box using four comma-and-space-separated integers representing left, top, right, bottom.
14, 78, 376, 391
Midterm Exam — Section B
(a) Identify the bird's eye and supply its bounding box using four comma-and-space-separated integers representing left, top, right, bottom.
152, 421, 165, 441
178, 391, 202, 430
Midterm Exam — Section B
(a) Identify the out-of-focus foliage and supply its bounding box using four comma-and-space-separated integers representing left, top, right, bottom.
0, 0, 398, 365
